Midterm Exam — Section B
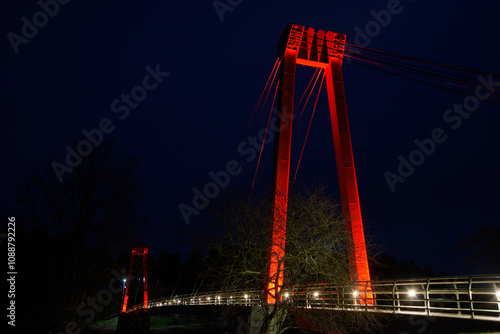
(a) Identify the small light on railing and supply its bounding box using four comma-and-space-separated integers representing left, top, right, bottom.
353, 291, 358, 297
207, 297, 210, 300
408, 290, 416, 298
244, 294, 248, 299
313, 292, 319, 297
217, 296, 221, 300
496, 291, 500, 298
284, 292, 289, 298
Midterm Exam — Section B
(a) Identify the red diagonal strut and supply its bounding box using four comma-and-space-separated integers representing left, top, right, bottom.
267, 47, 297, 304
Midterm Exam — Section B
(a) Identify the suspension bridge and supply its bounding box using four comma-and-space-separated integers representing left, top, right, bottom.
119, 23, 500, 332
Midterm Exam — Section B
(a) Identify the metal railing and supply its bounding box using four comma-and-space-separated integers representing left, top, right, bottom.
128, 275, 500, 321
128, 289, 260, 312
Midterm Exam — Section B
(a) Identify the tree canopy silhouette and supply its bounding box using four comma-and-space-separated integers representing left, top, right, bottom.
14, 139, 147, 332
198, 185, 384, 334
459, 224, 500, 274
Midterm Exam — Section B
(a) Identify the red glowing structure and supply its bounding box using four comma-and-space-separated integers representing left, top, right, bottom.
121, 246, 149, 312
267, 24, 372, 304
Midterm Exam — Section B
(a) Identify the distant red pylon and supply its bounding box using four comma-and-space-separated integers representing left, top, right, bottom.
121, 246, 148, 312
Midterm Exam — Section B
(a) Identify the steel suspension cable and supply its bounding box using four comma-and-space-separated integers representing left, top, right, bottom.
345, 53, 493, 95
295, 67, 321, 111
292, 71, 326, 187
297, 36, 499, 78
231, 57, 281, 166
299, 42, 498, 99
252, 70, 324, 190
170, 260, 188, 299
249, 78, 280, 201
344, 46, 484, 83
345, 50, 500, 98
255, 151, 274, 189
346, 57, 500, 104
343, 42, 500, 79
237, 57, 280, 150
231, 57, 283, 191
249, 57, 283, 139
295, 68, 324, 127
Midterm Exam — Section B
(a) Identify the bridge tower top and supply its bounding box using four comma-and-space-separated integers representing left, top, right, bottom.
277, 24, 346, 68
132, 246, 148, 255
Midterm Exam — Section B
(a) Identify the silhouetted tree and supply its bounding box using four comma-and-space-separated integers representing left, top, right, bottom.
459, 224, 500, 274
147, 251, 183, 300
370, 254, 437, 279
14, 139, 147, 332
200, 185, 384, 334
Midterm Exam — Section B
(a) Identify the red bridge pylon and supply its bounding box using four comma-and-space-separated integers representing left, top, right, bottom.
267, 24, 372, 305
121, 246, 149, 312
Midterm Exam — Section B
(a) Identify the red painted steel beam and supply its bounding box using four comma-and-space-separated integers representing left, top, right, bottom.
267, 47, 297, 304
121, 246, 149, 312
268, 24, 372, 305
325, 57, 373, 304
121, 249, 136, 313
143, 247, 148, 309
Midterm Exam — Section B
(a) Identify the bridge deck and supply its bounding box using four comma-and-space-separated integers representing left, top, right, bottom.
128, 275, 500, 322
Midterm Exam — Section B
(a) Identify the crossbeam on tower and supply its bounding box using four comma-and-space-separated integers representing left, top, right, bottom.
267, 24, 372, 305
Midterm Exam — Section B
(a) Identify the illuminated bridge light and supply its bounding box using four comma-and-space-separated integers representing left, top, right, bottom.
408, 290, 416, 298
313, 292, 319, 297
284, 292, 289, 298
244, 294, 248, 299
353, 290, 358, 297
496, 291, 500, 298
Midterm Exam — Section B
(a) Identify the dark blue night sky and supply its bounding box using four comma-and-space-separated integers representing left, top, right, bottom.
1, 0, 499, 276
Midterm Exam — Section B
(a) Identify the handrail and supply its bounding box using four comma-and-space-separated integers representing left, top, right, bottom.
126, 275, 500, 322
